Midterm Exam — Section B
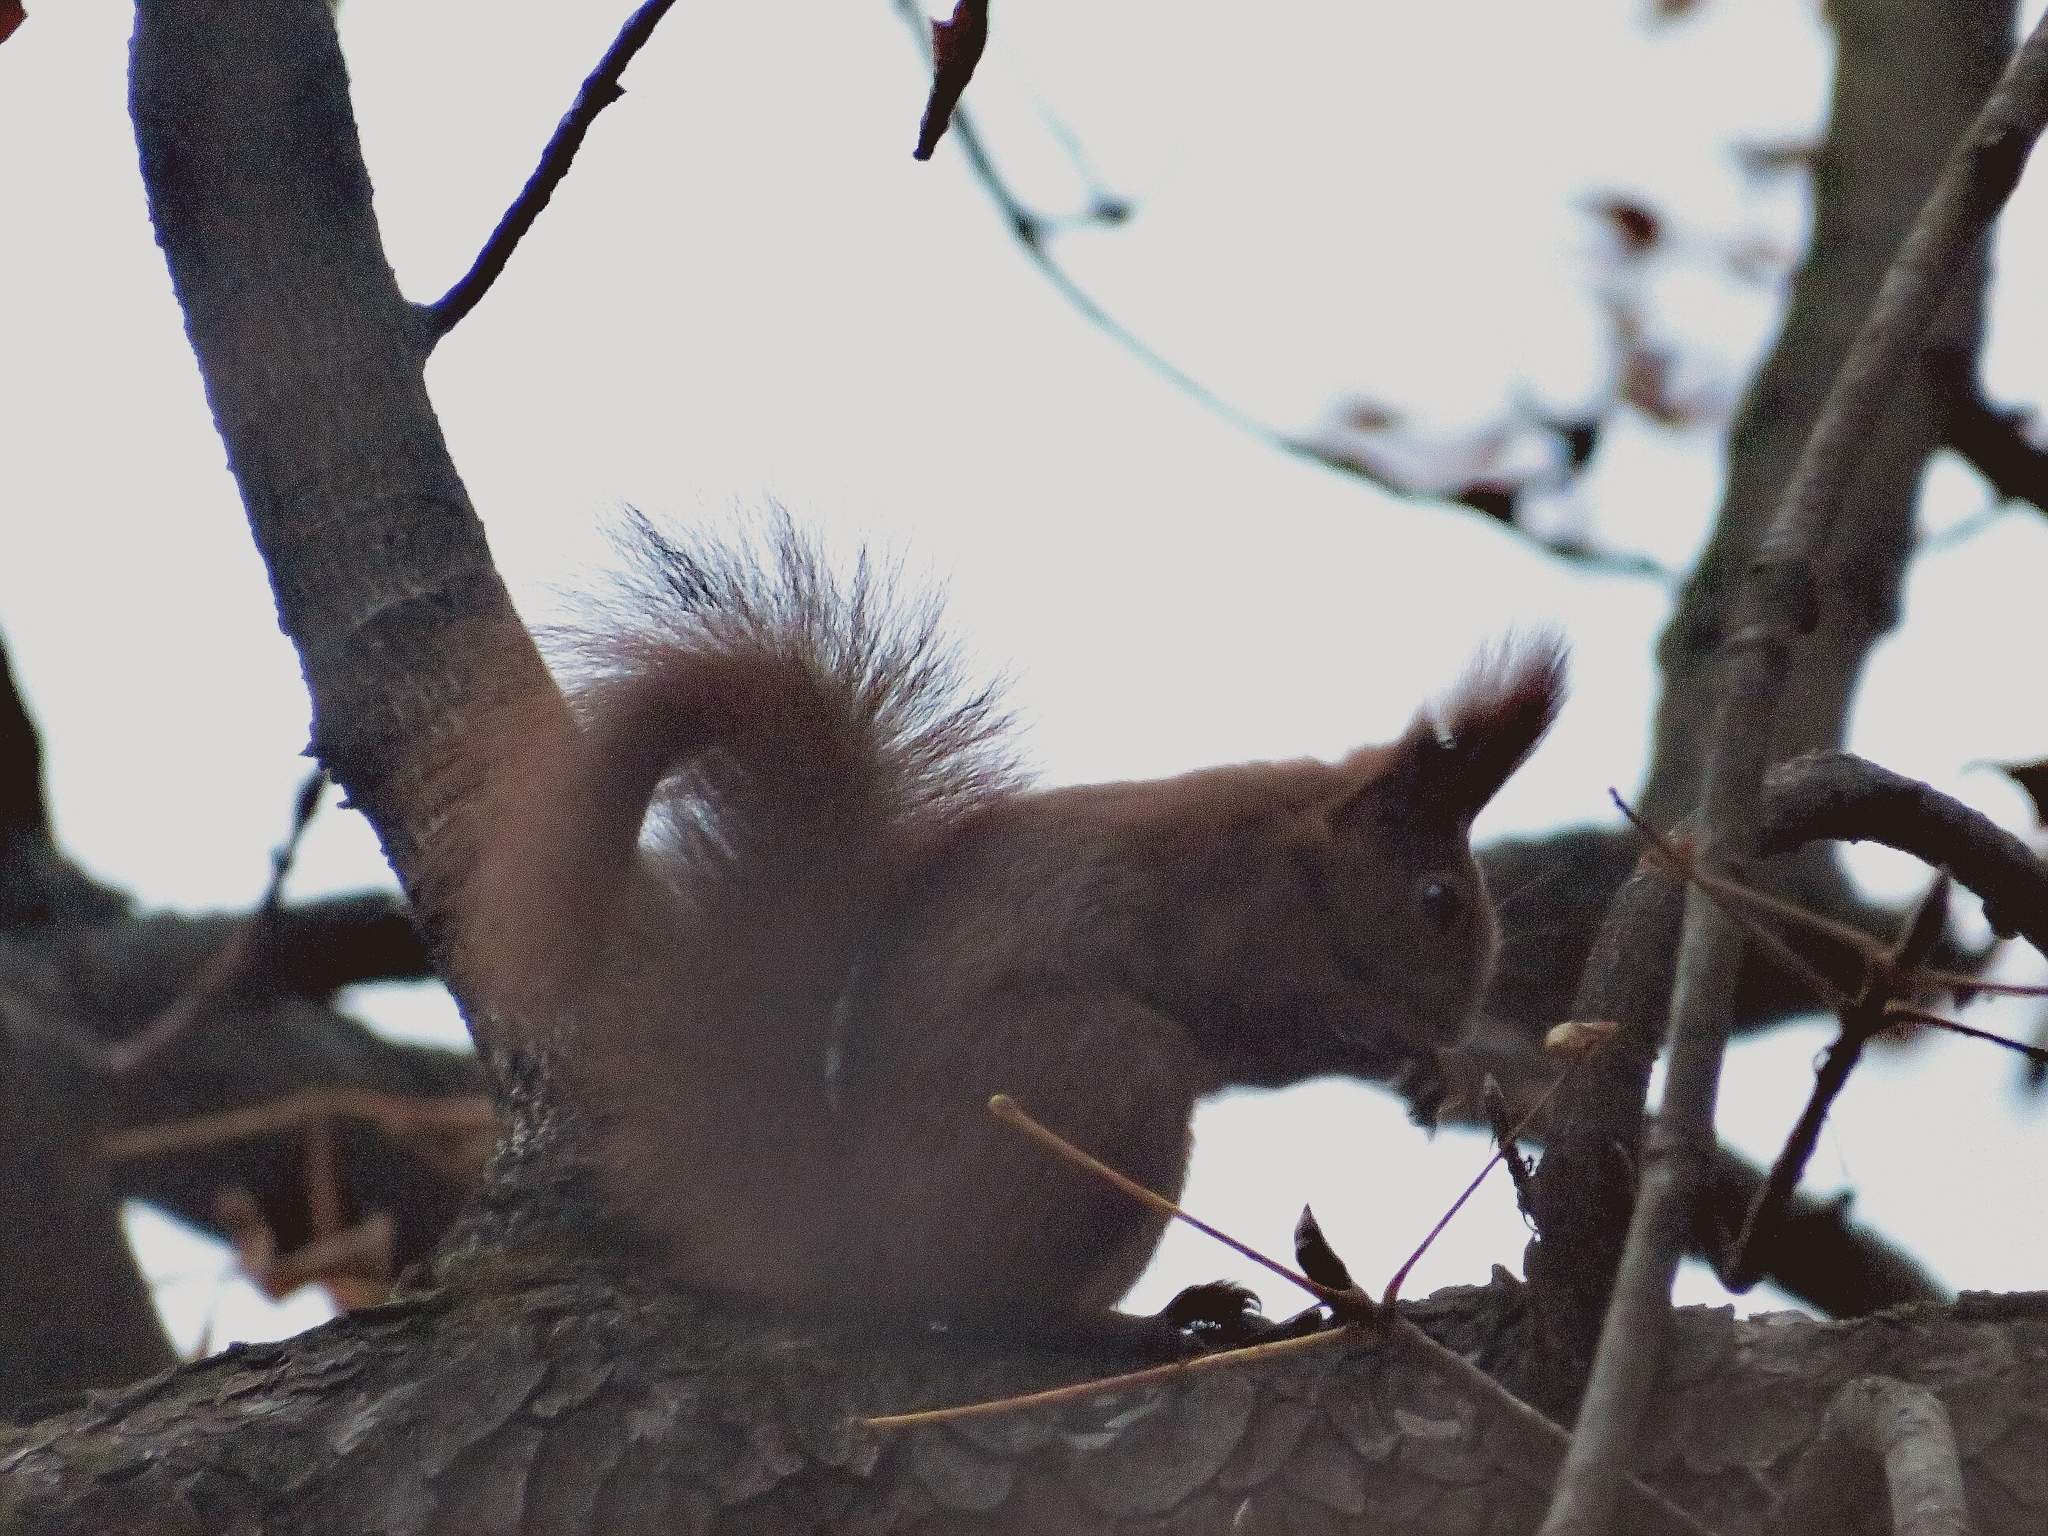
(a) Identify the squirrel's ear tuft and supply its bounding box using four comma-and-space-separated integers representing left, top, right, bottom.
1431, 632, 1567, 817
1357, 635, 1566, 833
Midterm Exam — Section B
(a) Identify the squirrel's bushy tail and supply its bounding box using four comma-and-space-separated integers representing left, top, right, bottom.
432, 512, 1017, 1025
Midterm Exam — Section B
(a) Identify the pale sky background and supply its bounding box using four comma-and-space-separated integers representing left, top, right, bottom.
3, 0, 2048, 1353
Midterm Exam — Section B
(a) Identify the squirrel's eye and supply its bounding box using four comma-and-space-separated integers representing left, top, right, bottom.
1415, 877, 1464, 933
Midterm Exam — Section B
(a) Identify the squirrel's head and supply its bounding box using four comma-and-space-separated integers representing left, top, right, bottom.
1136, 635, 1566, 1099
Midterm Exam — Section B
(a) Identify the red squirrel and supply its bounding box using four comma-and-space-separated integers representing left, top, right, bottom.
434, 520, 1564, 1328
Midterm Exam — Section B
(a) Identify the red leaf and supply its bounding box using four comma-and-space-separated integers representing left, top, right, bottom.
913, 0, 989, 162
0, 1, 25, 46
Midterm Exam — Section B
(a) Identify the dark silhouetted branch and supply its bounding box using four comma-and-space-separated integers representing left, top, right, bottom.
1696, 1142, 1943, 1316
256, 891, 431, 994
0, 628, 48, 847
423, 0, 680, 340
1760, 750, 2048, 957
1722, 877, 1948, 1292
1929, 341, 2048, 512
0, 631, 126, 930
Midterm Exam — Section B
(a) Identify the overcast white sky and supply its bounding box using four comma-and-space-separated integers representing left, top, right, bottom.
3, 0, 2048, 1351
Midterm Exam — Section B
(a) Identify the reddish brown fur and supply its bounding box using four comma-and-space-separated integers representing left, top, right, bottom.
427, 520, 1564, 1327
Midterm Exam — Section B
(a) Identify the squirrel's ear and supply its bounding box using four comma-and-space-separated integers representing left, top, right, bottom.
1338, 635, 1567, 834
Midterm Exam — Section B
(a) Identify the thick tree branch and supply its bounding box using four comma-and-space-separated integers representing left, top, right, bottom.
129, 0, 590, 1203
0, 999, 174, 1410
13, 1277, 2048, 1534
253, 892, 431, 995
1520, 855, 1677, 1420
0, 634, 126, 931
1543, 11, 2048, 1530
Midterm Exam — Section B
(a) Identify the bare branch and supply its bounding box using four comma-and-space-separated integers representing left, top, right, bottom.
1722, 877, 1948, 1292
1768, 1376, 1976, 1536
889, 0, 1666, 581
1541, 12, 2048, 1531
0, 627, 49, 847
1695, 1142, 1943, 1317
1484, 1074, 1537, 1222
254, 891, 432, 994
1759, 750, 2048, 959
104, 770, 325, 1077
423, 0, 681, 340
1929, 342, 2048, 511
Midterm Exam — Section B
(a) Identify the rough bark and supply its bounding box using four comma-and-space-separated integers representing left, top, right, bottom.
4, 1276, 2047, 1536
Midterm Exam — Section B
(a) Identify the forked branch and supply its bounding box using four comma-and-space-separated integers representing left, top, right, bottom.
1540, 14, 2048, 1534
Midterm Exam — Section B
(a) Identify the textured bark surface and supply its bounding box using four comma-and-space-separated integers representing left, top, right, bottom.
4, 1276, 2045, 1536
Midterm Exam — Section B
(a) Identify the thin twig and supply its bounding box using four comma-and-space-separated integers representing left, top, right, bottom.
1612, 790, 1855, 1008
858, 1325, 1345, 1430
1541, 17, 2048, 1534
97, 1087, 496, 1172
1722, 878, 1948, 1292
1485, 1074, 1538, 1222
423, 0, 680, 339
1382, 1060, 1582, 1305
892, 1096, 1714, 1534
887, 0, 1666, 581
988, 1095, 1362, 1314
1883, 1004, 2048, 1064
105, 769, 326, 1077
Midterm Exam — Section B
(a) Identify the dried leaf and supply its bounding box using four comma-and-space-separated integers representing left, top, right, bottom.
1293, 1206, 1354, 1292
0, 2, 23, 46
1587, 195, 1663, 254
913, 0, 989, 162
1545, 1019, 1620, 1061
